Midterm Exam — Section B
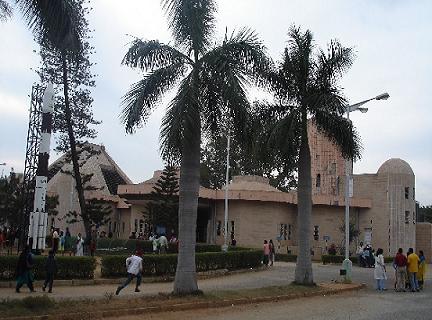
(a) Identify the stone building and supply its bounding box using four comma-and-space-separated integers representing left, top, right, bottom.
47, 143, 131, 236
47, 126, 418, 257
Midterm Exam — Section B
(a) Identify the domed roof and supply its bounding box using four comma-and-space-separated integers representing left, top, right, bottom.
377, 158, 414, 175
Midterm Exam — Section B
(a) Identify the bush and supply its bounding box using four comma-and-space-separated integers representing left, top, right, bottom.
101, 250, 262, 278
0, 255, 96, 280
322, 255, 345, 265
96, 239, 220, 255
275, 254, 297, 262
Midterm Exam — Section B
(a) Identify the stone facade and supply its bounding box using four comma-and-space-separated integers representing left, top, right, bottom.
416, 223, 432, 263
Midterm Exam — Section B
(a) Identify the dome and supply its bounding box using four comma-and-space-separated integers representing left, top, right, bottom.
377, 158, 414, 176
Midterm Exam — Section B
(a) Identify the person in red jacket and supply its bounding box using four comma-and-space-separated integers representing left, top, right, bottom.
394, 248, 407, 292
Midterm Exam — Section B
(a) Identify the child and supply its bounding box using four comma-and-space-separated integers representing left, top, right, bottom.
43, 250, 57, 293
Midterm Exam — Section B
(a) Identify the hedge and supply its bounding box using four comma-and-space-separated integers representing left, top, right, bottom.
101, 250, 262, 278
322, 255, 394, 265
275, 253, 297, 262
0, 256, 96, 280
96, 239, 220, 255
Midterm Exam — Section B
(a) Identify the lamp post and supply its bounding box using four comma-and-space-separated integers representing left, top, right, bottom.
342, 92, 389, 282
222, 130, 231, 252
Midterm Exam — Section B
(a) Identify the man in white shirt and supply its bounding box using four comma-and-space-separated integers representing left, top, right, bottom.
115, 250, 143, 295
159, 234, 168, 254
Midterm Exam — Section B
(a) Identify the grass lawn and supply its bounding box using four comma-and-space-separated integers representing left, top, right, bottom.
0, 284, 324, 319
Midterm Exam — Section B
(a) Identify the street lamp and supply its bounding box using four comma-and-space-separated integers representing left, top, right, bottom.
342, 92, 389, 283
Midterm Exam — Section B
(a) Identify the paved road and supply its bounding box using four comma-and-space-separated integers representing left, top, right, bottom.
114, 289, 432, 320
2, 262, 430, 300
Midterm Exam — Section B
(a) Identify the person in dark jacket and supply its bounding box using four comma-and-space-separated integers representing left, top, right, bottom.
15, 245, 35, 293
42, 250, 57, 293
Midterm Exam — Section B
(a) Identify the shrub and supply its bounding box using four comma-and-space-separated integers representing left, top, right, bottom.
0, 256, 96, 280
101, 250, 262, 278
322, 255, 345, 264
275, 254, 297, 262
21, 296, 55, 311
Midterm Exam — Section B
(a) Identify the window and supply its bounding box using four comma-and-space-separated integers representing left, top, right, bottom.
336, 176, 340, 195
313, 226, 319, 241
413, 211, 416, 224
288, 224, 292, 240
413, 187, 415, 200
279, 224, 289, 240
134, 219, 138, 232
316, 174, 321, 191
216, 221, 221, 236
405, 211, 410, 224
330, 162, 336, 175
405, 187, 409, 199
139, 219, 144, 233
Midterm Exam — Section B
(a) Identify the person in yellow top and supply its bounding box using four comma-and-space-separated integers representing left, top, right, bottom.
407, 248, 420, 292
418, 250, 427, 290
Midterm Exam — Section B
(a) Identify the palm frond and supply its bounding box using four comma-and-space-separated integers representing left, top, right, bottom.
159, 74, 200, 162
306, 85, 347, 115
268, 108, 301, 157
122, 38, 193, 71
121, 62, 187, 133
162, 0, 216, 57
316, 40, 355, 88
313, 112, 362, 160
0, 0, 12, 22
16, 0, 82, 51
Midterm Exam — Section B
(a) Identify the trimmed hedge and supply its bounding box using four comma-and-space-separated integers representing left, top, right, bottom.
0, 256, 96, 280
96, 239, 220, 255
275, 253, 297, 262
101, 250, 262, 278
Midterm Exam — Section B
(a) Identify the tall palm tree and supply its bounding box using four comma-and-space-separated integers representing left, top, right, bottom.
15, 0, 82, 51
0, 0, 12, 21
121, 0, 269, 294
268, 26, 361, 285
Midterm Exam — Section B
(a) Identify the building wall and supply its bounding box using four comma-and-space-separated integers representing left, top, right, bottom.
416, 223, 432, 263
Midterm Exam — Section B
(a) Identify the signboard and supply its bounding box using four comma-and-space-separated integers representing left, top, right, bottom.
323, 235, 330, 241
349, 177, 354, 198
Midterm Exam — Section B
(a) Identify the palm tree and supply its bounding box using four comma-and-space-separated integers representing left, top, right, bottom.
268, 26, 361, 285
121, 0, 269, 294
0, 0, 12, 21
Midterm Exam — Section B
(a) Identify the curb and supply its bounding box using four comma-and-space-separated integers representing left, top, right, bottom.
3, 283, 365, 320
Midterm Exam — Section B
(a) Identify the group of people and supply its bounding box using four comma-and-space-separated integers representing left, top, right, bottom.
0, 227, 19, 254
356, 242, 376, 268
373, 246, 426, 292
15, 245, 57, 293
50, 227, 86, 256
263, 239, 276, 266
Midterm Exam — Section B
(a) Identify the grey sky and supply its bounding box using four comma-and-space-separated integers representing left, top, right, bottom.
0, 0, 431, 205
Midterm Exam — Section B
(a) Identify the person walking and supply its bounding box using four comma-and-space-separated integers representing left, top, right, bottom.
152, 234, 159, 254
158, 234, 168, 254
115, 250, 143, 295
52, 228, 59, 253
76, 233, 84, 256
407, 247, 420, 292
42, 250, 57, 293
393, 248, 407, 292
263, 240, 270, 267
15, 245, 35, 293
269, 239, 275, 266
418, 250, 426, 290
59, 231, 65, 255
374, 248, 387, 291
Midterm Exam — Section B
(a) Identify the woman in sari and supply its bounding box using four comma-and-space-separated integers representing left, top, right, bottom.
418, 250, 426, 289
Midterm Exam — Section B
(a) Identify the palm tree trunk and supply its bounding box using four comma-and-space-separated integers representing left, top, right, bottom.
173, 120, 201, 294
294, 122, 314, 285
61, 52, 89, 240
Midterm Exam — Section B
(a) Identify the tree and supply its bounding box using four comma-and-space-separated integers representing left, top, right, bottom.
1, 0, 82, 52
200, 103, 297, 191
121, 0, 270, 294
145, 165, 179, 235
418, 205, 432, 223
0, 171, 23, 227
339, 221, 360, 253
36, 0, 98, 239
266, 26, 361, 285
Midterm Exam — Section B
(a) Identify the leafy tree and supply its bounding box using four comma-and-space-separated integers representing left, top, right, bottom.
121, 0, 270, 293
200, 103, 297, 191
0, 171, 23, 227
36, 0, 98, 239
418, 205, 432, 223
266, 26, 360, 285
2, 0, 82, 52
339, 221, 360, 250
145, 165, 179, 235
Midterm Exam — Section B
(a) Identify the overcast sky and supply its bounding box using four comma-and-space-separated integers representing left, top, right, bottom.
0, 0, 431, 205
